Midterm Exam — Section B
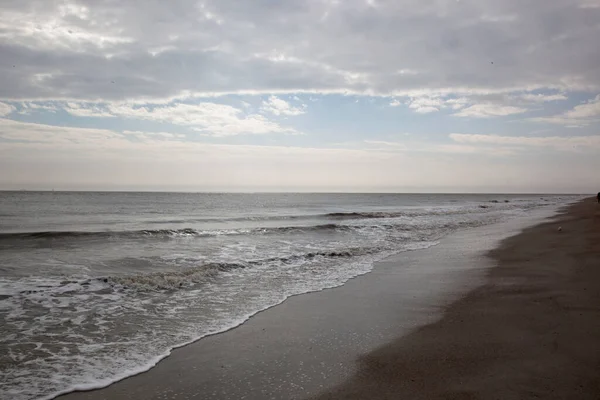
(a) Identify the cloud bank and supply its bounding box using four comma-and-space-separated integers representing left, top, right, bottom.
0, 0, 599, 102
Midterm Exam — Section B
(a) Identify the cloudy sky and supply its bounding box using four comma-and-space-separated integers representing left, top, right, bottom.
0, 0, 599, 192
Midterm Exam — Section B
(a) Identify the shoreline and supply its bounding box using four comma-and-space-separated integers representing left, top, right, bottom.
56, 204, 562, 400
313, 197, 600, 399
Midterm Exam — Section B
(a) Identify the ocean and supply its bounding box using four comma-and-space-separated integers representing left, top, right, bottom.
0, 191, 578, 400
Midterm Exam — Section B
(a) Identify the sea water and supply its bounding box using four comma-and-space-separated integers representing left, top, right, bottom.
0, 192, 578, 400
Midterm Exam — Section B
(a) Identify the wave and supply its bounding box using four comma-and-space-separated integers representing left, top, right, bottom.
106, 262, 249, 290
5, 247, 383, 296
0, 230, 110, 239
111, 247, 381, 290
323, 205, 515, 219
0, 223, 360, 243
144, 214, 315, 225
326, 211, 401, 219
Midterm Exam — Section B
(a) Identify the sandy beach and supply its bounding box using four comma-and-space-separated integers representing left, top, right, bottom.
314, 197, 600, 399
53, 199, 584, 400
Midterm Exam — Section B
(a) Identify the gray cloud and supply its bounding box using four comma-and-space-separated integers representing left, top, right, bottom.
0, 0, 599, 102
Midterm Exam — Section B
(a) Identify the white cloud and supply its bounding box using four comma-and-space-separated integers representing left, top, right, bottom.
260, 96, 306, 116
393, 92, 565, 117
107, 102, 297, 136
123, 130, 186, 141
413, 106, 439, 114
0, 102, 14, 116
389, 99, 402, 107
564, 95, 600, 118
0, 8, 134, 52
454, 104, 527, 118
360, 138, 515, 156
401, 95, 533, 116
529, 116, 589, 127
408, 97, 443, 114
19, 102, 58, 114
65, 103, 114, 117
0, 118, 127, 147
445, 98, 470, 110
363, 140, 407, 149
532, 95, 600, 125
14, 100, 295, 136
450, 133, 600, 151
518, 93, 568, 103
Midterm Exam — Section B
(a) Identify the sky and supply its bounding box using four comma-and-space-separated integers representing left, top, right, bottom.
0, 0, 599, 193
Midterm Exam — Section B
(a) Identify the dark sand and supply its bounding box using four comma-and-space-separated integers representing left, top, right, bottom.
314, 198, 600, 399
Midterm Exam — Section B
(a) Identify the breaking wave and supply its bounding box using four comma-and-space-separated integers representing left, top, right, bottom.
0, 223, 365, 243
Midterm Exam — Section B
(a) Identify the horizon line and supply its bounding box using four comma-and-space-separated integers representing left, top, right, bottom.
0, 189, 588, 196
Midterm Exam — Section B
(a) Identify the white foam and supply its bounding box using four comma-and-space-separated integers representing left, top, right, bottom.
1, 245, 430, 400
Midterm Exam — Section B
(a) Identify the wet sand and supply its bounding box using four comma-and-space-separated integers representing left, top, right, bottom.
57, 203, 581, 400
314, 198, 600, 399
